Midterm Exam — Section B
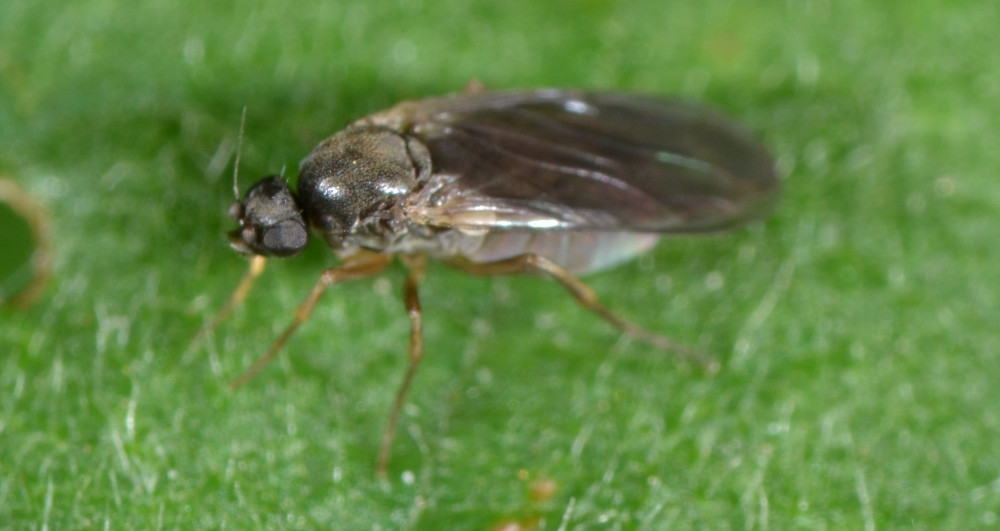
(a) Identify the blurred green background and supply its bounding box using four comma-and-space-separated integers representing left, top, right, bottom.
2, 0, 998, 528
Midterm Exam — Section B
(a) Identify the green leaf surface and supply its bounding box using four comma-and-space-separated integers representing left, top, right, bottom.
2, 0, 998, 528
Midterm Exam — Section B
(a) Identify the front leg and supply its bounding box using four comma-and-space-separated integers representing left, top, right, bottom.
228, 251, 393, 389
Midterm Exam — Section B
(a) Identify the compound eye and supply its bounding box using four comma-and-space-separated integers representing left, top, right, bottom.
260, 219, 308, 257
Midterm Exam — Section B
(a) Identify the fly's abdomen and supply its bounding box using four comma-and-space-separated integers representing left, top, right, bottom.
461, 230, 659, 274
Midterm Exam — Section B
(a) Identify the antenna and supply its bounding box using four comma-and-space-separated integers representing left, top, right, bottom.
233, 106, 247, 200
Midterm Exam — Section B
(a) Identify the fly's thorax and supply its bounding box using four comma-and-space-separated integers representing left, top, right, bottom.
297, 125, 432, 250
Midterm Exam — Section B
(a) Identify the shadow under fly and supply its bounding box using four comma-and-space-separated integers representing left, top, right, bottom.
196, 88, 780, 477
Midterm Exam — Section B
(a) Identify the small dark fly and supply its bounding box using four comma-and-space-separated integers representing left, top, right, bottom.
203, 88, 779, 476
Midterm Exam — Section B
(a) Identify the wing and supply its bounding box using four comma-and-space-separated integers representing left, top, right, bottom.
368, 89, 779, 233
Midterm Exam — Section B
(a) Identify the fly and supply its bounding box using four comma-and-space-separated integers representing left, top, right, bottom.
201, 88, 779, 476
